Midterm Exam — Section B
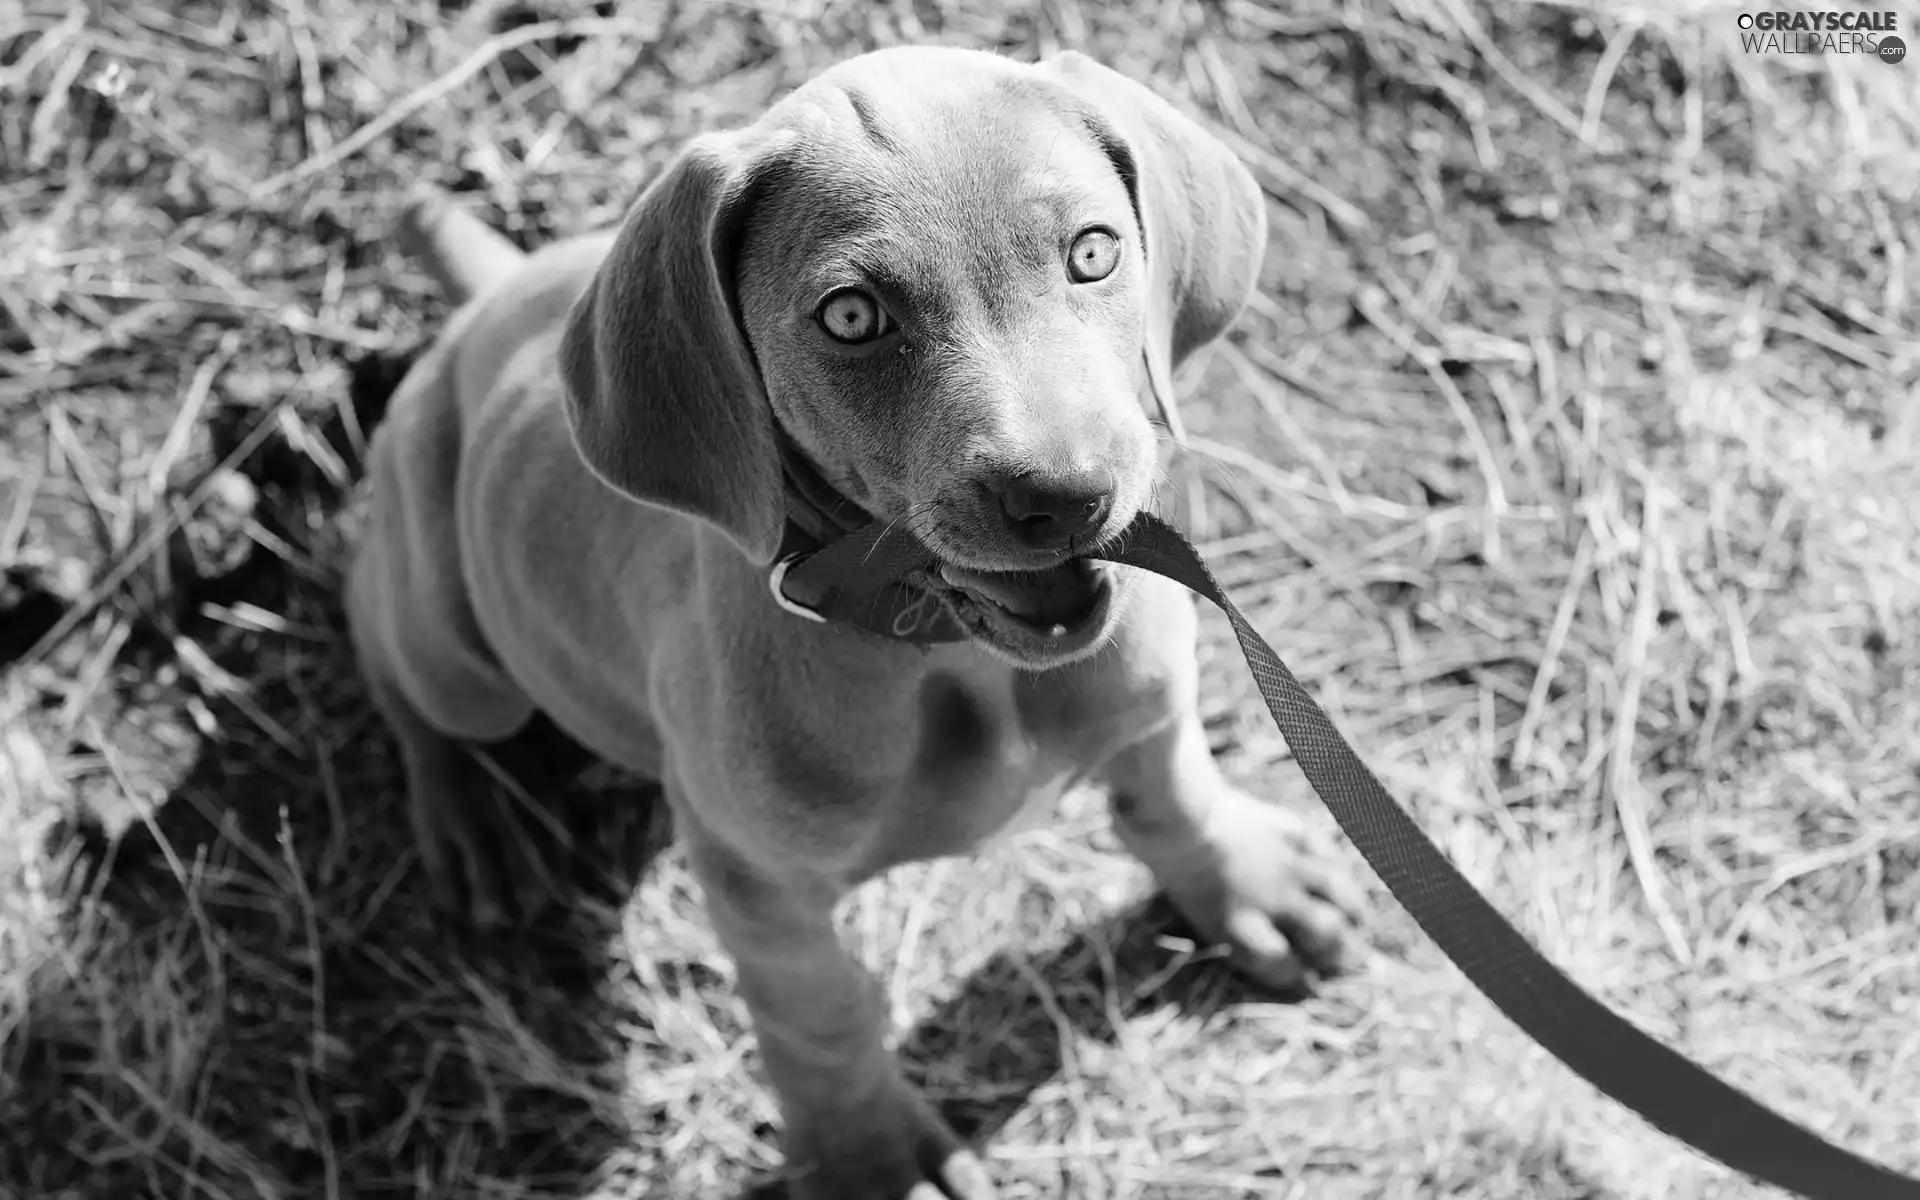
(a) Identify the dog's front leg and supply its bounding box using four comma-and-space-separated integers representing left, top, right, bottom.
684, 834, 996, 1200
1101, 690, 1367, 995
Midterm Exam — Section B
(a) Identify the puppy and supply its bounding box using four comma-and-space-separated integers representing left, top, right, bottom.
350, 45, 1364, 1200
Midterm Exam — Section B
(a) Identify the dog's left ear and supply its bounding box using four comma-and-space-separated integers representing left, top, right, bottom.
1034, 51, 1267, 443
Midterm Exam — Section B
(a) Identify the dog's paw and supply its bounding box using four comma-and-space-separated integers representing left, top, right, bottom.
1167, 792, 1368, 994
784, 1085, 996, 1200
407, 754, 554, 929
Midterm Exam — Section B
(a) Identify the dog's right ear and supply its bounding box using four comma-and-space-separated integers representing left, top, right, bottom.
559, 133, 786, 565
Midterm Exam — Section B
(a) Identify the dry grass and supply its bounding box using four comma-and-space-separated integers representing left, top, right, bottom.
3, 0, 1919, 1196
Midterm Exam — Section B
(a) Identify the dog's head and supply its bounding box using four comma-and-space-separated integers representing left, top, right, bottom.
560, 46, 1266, 668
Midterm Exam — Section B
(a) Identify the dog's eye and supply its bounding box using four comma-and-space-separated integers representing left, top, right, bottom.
1067, 228, 1120, 283
816, 288, 891, 344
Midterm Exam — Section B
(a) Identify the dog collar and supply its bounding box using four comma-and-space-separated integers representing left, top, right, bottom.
767, 519, 969, 646
767, 432, 968, 647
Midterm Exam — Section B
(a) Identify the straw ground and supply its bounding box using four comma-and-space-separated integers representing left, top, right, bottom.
3, 0, 1917, 1196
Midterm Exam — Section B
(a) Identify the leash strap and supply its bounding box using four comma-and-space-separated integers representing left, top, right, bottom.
777, 512, 1920, 1198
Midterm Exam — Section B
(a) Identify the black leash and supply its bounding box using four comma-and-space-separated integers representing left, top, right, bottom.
775, 510, 1920, 1199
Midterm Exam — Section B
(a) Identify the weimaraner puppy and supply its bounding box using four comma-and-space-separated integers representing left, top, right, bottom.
349, 44, 1364, 1200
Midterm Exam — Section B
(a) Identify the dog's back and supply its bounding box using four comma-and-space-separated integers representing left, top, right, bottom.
349, 202, 617, 747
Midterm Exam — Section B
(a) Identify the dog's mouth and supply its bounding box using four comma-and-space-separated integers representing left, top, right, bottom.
929, 556, 1116, 661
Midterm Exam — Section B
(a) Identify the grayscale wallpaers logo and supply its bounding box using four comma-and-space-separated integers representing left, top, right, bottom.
1736, 9, 1905, 63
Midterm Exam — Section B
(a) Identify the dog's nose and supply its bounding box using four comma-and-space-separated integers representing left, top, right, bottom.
996, 467, 1116, 549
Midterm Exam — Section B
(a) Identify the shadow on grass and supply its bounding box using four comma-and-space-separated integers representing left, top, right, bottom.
738, 897, 1310, 1199
905, 895, 1285, 1143
4, 518, 675, 1197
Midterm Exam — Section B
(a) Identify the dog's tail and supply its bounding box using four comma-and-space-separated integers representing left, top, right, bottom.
397, 188, 527, 306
